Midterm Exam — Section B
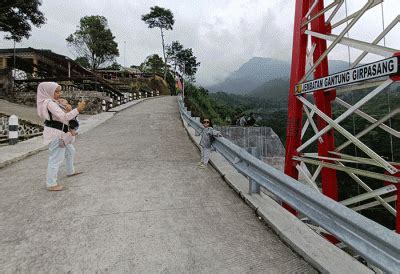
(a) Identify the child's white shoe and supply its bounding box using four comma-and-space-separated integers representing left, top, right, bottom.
199, 164, 207, 169
197, 162, 203, 166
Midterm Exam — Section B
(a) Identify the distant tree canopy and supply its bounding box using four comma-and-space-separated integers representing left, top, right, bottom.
141, 6, 174, 79
184, 83, 224, 125
0, 0, 46, 42
66, 15, 119, 70
140, 54, 164, 75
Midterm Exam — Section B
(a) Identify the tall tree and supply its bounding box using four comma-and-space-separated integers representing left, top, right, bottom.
140, 54, 164, 75
141, 6, 174, 80
166, 40, 183, 74
177, 48, 200, 82
66, 15, 119, 70
0, 0, 46, 42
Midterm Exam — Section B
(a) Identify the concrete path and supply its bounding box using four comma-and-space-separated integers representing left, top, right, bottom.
0, 97, 315, 272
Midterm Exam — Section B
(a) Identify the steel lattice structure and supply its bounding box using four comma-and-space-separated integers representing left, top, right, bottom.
285, 0, 400, 235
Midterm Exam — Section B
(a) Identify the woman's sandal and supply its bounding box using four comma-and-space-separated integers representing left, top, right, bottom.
67, 172, 84, 177
47, 185, 65, 191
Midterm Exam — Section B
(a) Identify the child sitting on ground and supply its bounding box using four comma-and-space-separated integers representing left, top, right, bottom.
57, 98, 80, 147
199, 118, 222, 168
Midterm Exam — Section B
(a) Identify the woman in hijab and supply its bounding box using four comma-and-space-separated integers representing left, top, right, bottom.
36, 82, 86, 191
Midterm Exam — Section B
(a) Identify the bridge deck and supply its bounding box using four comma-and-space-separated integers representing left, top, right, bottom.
0, 97, 315, 272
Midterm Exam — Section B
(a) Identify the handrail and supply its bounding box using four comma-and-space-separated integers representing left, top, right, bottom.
177, 96, 400, 273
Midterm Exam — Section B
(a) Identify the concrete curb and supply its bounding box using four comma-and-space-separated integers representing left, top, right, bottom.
0, 98, 153, 169
179, 114, 372, 274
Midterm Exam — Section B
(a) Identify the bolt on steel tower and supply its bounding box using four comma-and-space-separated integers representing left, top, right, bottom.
285, 0, 400, 233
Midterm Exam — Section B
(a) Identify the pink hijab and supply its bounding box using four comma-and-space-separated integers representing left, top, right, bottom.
36, 82, 60, 120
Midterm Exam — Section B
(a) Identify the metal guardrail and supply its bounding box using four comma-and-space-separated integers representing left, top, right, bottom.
177, 96, 400, 273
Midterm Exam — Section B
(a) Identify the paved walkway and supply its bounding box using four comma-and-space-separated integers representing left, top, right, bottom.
0, 97, 315, 272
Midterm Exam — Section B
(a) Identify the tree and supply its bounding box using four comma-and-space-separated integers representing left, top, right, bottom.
66, 15, 119, 70
165, 40, 201, 83
176, 48, 200, 82
74, 57, 90, 69
140, 54, 164, 74
142, 6, 174, 80
166, 40, 183, 73
0, 0, 46, 42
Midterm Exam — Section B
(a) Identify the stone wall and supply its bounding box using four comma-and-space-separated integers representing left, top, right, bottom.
0, 114, 43, 141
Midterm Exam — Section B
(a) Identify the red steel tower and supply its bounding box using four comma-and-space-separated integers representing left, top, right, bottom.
285, 0, 400, 233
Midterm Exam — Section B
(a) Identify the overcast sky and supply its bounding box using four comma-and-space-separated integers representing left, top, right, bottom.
1, 0, 399, 86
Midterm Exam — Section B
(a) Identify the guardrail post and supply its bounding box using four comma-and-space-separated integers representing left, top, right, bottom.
133, 92, 137, 100
156, 90, 159, 96
102, 99, 106, 112
249, 178, 260, 194
124, 94, 127, 103
139, 92, 142, 99
145, 92, 148, 98
151, 91, 154, 97
248, 147, 260, 194
117, 96, 121, 105
129, 94, 132, 101
8, 115, 18, 145
109, 98, 113, 109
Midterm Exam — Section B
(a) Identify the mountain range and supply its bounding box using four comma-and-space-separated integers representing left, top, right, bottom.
207, 57, 351, 98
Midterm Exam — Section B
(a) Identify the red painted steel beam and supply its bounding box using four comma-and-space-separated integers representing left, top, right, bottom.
310, 0, 338, 201
384, 165, 400, 234
390, 53, 400, 234
284, 0, 311, 214
390, 52, 400, 82
396, 185, 400, 234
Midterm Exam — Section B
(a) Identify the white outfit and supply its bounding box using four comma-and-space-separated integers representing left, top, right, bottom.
199, 127, 221, 165
36, 82, 79, 187
201, 147, 211, 165
47, 139, 75, 187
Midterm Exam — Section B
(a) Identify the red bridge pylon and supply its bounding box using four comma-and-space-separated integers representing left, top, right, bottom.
285, 0, 400, 234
